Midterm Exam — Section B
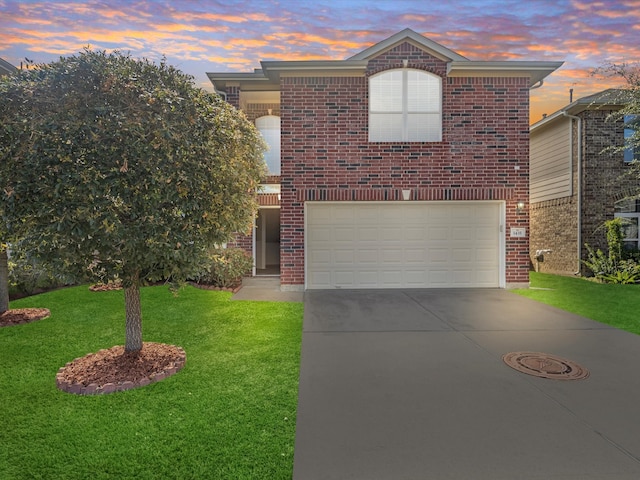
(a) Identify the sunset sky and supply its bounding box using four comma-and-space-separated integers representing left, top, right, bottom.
0, 0, 638, 124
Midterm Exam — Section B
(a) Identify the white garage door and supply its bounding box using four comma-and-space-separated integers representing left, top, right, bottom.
306, 202, 503, 289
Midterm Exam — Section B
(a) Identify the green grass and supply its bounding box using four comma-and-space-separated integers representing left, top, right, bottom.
513, 272, 640, 335
0, 285, 304, 480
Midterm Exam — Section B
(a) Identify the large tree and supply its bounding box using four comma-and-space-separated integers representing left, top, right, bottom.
0, 50, 265, 350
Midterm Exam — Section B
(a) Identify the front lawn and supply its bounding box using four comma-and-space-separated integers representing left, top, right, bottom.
0, 285, 303, 480
513, 272, 640, 335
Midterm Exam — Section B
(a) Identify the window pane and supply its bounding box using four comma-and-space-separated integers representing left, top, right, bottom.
406, 113, 442, 142
625, 115, 638, 163
370, 71, 402, 112
407, 70, 441, 112
622, 217, 639, 240
256, 115, 281, 175
369, 113, 403, 142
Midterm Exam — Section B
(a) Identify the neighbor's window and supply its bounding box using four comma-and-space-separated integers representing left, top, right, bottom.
615, 199, 640, 251
624, 115, 638, 163
255, 115, 281, 175
369, 68, 442, 142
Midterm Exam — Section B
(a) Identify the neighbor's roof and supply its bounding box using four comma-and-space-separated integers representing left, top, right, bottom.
0, 57, 17, 76
530, 88, 628, 132
208, 28, 563, 93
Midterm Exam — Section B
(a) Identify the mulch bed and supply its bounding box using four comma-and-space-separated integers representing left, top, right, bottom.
56, 342, 186, 395
0, 308, 51, 327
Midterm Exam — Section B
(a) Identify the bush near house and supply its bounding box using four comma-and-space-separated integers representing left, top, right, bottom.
583, 218, 640, 284
8, 250, 74, 297
191, 247, 253, 288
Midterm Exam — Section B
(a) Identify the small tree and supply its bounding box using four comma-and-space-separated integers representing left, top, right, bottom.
595, 63, 640, 164
0, 243, 8, 314
0, 50, 265, 350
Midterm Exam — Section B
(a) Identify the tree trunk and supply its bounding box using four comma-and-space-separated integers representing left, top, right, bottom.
124, 281, 143, 352
0, 248, 9, 315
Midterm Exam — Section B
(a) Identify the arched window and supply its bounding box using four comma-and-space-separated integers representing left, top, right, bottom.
255, 115, 281, 175
369, 69, 442, 142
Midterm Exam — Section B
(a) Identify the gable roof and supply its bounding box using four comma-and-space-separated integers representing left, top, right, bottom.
0, 57, 17, 76
531, 88, 628, 132
208, 29, 563, 92
348, 28, 468, 62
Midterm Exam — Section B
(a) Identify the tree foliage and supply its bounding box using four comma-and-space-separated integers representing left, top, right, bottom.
0, 50, 265, 348
595, 63, 640, 161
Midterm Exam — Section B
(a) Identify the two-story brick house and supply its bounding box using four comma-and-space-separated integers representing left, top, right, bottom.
530, 89, 640, 275
209, 29, 562, 290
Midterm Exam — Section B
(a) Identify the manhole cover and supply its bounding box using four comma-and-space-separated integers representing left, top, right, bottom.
502, 352, 589, 380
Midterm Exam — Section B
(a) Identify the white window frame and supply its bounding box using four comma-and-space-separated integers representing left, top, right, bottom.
615, 212, 640, 250
368, 68, 442, 143
255, 115, 281, 175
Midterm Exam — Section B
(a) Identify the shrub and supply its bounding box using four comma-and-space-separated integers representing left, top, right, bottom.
583, 218, 640, 284
193, 248, 253, 288
600, 260, 640, 284
8, 249, 74, 295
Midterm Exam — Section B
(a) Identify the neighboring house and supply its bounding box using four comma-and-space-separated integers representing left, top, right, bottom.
209, 28, 562, 290
0, 55, 17, 174
0, 57, 17, 76
530, 89, 640, 275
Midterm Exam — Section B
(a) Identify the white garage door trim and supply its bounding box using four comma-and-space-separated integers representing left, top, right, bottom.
305, 201, 505, 289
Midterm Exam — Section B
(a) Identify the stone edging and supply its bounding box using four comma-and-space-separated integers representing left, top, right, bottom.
56, 344, 187, 395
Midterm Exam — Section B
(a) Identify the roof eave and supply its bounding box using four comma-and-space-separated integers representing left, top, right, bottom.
260, 60, 368, 79
206, 71, 277, 92
0, 57, 18, 76
447, 61, 564, 87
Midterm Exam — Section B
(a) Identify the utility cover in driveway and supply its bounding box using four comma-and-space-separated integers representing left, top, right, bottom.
502, 351, 590, 380
306, 201, 502, 289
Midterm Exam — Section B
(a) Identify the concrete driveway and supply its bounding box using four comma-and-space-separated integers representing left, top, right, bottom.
293, 289, 640, 480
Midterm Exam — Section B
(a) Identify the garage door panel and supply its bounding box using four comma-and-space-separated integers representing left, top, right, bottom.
357, 249, 379, 264
428, 226, 449, 241
406, 248, 427, 262
334, 249, 355, 265
334, 227, 356, 242
334, 270, 356, 286
307, 202, 502, 289
429, 248, 450, 262
405, 226, 426, 241
452, 248, 472, 262
309, 249, 331, 264
356, 270, 379, 286
381, 249, 403, 263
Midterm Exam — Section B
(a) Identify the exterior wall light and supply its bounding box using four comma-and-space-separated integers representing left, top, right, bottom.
516, 201, 525, 213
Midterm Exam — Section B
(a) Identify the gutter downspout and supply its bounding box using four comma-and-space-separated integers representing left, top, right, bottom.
563, 111, 582, 275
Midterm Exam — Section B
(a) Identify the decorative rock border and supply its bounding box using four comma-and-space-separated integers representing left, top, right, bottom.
56, 343, 187, 395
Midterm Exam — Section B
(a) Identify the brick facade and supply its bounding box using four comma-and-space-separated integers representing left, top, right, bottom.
210, 29, 562, 289
280, 42, 531, 286
530, 108, 638, 275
